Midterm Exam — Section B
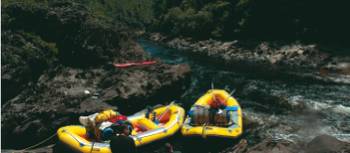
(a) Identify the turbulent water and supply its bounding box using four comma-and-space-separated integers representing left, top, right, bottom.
138, 39, 350, 152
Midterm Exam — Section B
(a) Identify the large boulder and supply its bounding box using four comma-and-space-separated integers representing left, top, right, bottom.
1, 31, 58, 102
305, 135, 350, 153
222, 135, 350, 153
99, 64, 191, 113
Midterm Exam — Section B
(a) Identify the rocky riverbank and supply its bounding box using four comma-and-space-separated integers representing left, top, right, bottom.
147, 33, 350, 84
2, 1, 349, 153
1, 1, 190, 149
221, 134, 350, 153
138, 39, 350, 153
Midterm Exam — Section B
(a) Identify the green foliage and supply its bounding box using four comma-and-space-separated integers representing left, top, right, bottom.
2, 31, 58, 72
1, 0, 49, 7
2, 1, 133, 66
2, 0, 347, 42
163, 7, 213, 38
154, 1, 235, 39
1, 0, 155, 29
75, 0, 155, 29
151, 0, 349, 43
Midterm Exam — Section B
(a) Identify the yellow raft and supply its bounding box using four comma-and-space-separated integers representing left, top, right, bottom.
181, 89, 243, 138
57, 104, 185, 153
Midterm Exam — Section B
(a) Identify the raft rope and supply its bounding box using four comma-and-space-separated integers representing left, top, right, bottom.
202, 123, 208, 139
90, 141, 96, 153
12, 133, 57, 153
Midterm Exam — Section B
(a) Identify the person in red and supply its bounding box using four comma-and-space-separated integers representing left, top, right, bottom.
80, 110, 131, 140
210, 94, 226, 109
108, 114, 127, 123
208, 94, 227, 125
101, 114, 130, 140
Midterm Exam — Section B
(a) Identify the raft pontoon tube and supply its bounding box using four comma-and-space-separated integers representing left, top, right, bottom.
57, 104, 185, 153
181, 89, 243, 138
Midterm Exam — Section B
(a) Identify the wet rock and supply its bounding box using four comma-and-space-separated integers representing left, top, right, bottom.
305, 135, 350, 153
222, 135, 350, 153
220, 139, 249, 153
99, 64, 191, 113
246, 139, 299, 153
221, 138, 300, 153
1, 31, 58, 102
321, 57, 350, 76
146, 33, 350, 84
149, 33, 167, 42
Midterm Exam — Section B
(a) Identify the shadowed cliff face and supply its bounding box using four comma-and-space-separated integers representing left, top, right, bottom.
1, 1, 191, 148
2, 1, 134, 67
1, 31, 59, 102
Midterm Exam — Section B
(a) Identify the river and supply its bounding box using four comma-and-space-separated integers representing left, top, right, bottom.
3, 39, 348, 153
137, 39, 350, 152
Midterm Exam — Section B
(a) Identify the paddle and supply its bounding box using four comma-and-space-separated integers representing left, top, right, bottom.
113, 60, 156, 68
223, 89, 236, 104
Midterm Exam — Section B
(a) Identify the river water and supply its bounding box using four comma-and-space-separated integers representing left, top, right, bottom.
5, 39, 348, 153
138, 39, 350, 152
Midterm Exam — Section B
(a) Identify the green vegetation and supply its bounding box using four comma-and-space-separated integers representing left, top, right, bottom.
2, 0, 347, 42
151, 0, 348, 43
2, 0, 136, 67
77, 0, 154, 28
152, 1, 234, 39
74, 0, 349, 45
2, 31, 58, 74
2, 0, 155, 29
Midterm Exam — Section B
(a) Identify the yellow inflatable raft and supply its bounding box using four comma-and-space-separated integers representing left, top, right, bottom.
181, 89, 243, 138
57, 104, 185, 153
